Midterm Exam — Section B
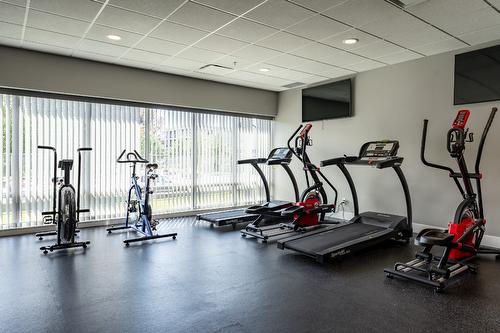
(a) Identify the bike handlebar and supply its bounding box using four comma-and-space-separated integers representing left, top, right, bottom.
38, 145, 56, 151
116, 149, 149, 164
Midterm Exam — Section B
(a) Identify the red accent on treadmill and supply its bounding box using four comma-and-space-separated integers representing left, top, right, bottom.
452, 109, 470, 129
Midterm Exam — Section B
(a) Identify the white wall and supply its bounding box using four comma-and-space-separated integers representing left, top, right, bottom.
273, 50, 500, 237
0, 46, 278, 117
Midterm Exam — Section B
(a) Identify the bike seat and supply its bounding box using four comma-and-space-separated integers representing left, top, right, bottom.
416, 228, 455, 246
146, 163, 158, 170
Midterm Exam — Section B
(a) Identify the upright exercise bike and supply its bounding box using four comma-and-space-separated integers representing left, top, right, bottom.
36, 146, 92, 254
107, 150, 177, 246
385, 107, 500, 292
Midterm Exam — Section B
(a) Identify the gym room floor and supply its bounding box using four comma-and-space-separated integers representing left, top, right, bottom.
1, 218, 499, 333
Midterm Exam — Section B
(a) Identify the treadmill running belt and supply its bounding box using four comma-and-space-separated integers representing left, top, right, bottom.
199, 209, 256, 222
285, 223, 385, 253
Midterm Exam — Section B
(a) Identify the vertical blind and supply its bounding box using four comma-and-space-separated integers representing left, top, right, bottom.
0, 93, 272, 230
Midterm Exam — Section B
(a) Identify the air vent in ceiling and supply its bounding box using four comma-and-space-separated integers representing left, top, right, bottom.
197, 64, 234, 75
386, 0, 429, 9
282, 82, 306, 89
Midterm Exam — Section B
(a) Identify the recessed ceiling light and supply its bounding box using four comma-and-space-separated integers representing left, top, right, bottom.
259, 68, 270, 72
107, 34, 122, 41
342, 38, 359, 45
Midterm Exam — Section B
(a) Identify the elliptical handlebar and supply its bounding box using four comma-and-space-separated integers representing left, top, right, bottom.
475, 107, 497, 174
116, 149, 149, 164
420, 119, 456, 175
287, 125, 303, 161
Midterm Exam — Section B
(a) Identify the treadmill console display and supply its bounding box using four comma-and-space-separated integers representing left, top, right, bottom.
359, 141, 399, 161
269, 148, 292, 161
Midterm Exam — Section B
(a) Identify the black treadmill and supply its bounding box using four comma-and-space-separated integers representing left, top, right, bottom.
196, 147, 299, 229
277, 141, 413, 263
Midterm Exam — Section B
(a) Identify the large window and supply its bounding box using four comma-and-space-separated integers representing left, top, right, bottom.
0, 93, 272, 230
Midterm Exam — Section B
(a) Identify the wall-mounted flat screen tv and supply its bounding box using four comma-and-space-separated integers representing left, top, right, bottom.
454, 44, 500, 105
302, 79, 352, 122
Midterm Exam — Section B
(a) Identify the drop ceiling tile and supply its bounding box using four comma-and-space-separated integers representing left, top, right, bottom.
96, 5, 162, 34
24, 28, 81, 49
0, 0, 26, 6
408, 0, 490, 32
245, 63, 288, 75
256, 32, 311, 52
194, 0, 266, 15
136, 37, 186, 55
23, 41, 74, 56
162, 57, 205, 71
441, 8, 500, 36
231, 44, 282, 62
177, 47, 225, 63
0, 35, 21, 48
0, 2, 26, 25
321, 29, 380, 50
30, 0, 102, 21
244, 0, 315, 29
323, 0, 400, 27
375, 50, 422, 65
108, 0, 186, 19
195, 34, 248, 54
150, 21, 208, 45
351, 40, 404, 59
266, 54, 354, 77
292, 42, 365, 66
123, 49, 169, 64
227, 70, 293, 87
0, 21, 21, 39
216, 18, 278, 43
116, 58, 155, 70
459, 24, 500, 45
214, 55, 255, 70
344, 59, 384, 72
26, 10, 89, 37
73, 50, 117, 63
272, 69, 328, 84
152, 64, 192, 76
413, 38, 467, 56
288, 0, 349, 12
168, 2, 236, 32
361, 12, 450, 48
286, 15, 351, 41
78, 39, 129, 57
86, 24, 143, 47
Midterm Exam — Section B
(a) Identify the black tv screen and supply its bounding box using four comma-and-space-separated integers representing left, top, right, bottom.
302, 79, 352, 122
454, 44, 500, 105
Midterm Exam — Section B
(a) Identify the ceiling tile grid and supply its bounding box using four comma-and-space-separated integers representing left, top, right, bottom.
0, 0, 498, 91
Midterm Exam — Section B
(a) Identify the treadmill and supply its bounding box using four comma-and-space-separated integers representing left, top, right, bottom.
277, 140, 413, 263
196, 147, 299, 229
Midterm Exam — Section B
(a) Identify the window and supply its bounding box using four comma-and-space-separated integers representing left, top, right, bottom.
0, 93, 272, 230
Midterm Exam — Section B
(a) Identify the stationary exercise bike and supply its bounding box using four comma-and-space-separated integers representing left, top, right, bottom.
385, 107, 500, 292
107, 150, 177, 246
36, 146, 92, 254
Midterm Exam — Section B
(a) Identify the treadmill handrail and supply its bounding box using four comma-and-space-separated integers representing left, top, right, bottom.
237, 158, 267, 164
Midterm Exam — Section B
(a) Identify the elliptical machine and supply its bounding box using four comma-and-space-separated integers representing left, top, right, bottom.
107, 150, 177, 246
36, 146, 92, 254
241, 124, 338, 242
385, 107, 500, 292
